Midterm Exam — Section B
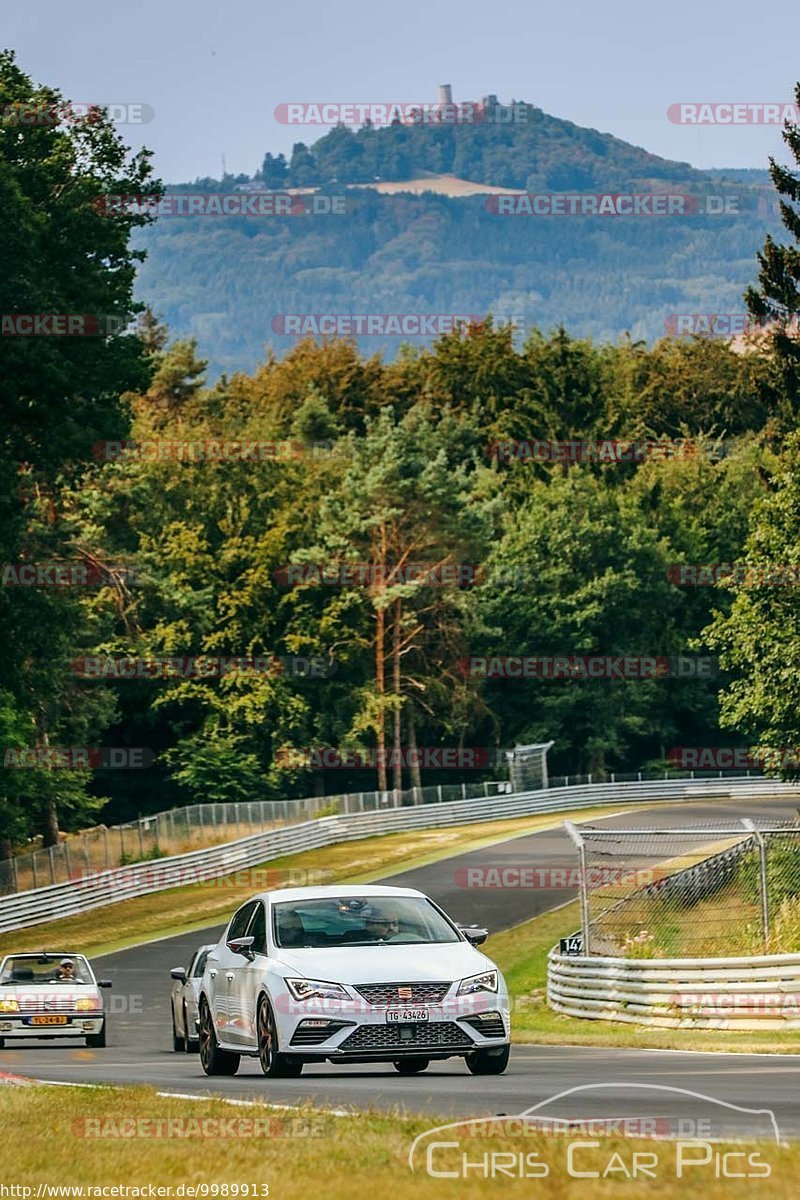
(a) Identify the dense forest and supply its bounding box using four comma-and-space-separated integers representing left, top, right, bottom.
2, 53, 800, 855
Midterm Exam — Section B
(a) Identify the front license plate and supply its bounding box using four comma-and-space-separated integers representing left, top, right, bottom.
29, 1015, 68, 1026
386, 1008, 430, 1023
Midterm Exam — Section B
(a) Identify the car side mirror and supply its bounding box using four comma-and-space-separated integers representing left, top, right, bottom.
227, 936, 255, 960
98, 980, 113, 989
170, 967, 187, 983
460, 925, 489, 946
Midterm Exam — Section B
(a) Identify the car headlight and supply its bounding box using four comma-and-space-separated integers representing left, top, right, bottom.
0, 998, 19, 1013
457, 970, 498, 995
285, 978, 350, 1002
76, 996, 101, 1011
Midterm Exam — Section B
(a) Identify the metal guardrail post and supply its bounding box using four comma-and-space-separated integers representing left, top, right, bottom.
564, 820, 590, 956
742, 818, 770, 951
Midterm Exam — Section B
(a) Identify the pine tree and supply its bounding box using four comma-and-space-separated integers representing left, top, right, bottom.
745, 82, 800, 415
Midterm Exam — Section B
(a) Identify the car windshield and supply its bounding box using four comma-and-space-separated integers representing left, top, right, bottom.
0, 954, 93, 985
272, 896, 462, 948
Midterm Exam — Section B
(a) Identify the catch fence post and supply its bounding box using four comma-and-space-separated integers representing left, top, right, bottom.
564, 821, 590, 956
742, 818, 769, 951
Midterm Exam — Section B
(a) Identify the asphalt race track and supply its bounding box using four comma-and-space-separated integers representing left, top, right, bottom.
3, 794, 800, 1137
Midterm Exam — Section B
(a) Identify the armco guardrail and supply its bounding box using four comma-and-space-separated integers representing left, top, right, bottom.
1, 776, 798, 934
547, 948, 800, 1029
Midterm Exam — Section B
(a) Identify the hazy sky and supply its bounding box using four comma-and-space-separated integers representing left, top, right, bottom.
5, 0, 799, 182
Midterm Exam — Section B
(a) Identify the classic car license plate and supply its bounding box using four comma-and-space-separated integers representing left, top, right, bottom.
386, 1008, 430, 1023
29, 1015, 68, 1026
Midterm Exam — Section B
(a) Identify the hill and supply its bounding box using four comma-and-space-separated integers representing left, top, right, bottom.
132, 98, 782, 377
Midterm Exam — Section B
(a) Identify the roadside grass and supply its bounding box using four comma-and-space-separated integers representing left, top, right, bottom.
487, 901, 800, 1054
598, 882, 764, 959
0, 1083, 793, 1198
0, 803, 649, 959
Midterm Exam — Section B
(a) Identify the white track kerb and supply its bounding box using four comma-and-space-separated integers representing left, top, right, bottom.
2, 777, 798, 933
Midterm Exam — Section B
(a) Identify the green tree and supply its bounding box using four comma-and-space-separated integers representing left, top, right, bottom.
706, 435, 800, 772
0, 50, 160, 846
746, 81, 800, 421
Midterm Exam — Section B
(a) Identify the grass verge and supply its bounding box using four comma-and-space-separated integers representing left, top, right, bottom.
0, 1083, 793, 1198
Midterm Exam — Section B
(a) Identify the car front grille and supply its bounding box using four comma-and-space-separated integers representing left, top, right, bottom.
462, 1012, 506, 1038
16, 1000, 91, 1014
339, 1021, 473, 1053
353, 982, 451, 1007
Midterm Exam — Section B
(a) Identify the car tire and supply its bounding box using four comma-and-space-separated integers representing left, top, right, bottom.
172, 1011, 185, 1053
0, 1037, 5, 1048
257, 997, 303, 1078
86, 1022, 107, 1049
393, 1058, 429, 1075
465, 1043, 510, 1075
183, 1003, 199, 1053
199, 999, 240, 1076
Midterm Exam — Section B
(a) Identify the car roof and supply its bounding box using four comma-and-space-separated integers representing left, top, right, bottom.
0, 951, 90, 962
248, 884, 427, 905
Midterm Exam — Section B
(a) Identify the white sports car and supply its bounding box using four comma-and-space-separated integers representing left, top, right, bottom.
170, 943, 214, 1052
0, 952, 111, 1047
198, 885, 510, 1078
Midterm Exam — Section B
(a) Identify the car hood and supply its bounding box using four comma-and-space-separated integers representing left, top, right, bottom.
270, 941, 496, 983
0, 984, 98, 1002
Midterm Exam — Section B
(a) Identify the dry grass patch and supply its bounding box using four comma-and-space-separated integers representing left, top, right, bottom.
0, 1084, 794, 1198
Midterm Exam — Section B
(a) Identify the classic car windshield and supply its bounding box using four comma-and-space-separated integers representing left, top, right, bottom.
272, 896, 462, 948
0, 955, 93, 985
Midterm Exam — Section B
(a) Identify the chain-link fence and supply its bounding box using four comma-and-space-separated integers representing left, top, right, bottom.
566, 818, 800, 957
0, 759, 770, 899
0, 778, 514, 897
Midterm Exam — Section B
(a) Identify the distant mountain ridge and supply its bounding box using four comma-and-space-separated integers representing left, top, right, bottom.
134, 97, 782, 378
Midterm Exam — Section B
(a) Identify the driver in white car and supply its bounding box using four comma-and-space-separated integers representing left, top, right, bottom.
341, 904, 402, 943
